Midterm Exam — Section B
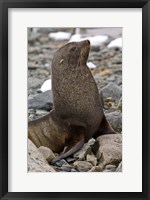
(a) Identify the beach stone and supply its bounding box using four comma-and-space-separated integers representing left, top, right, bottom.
65, 157, 78, 163
73, 161, 93, 172
28, 139, 55, 172
55, 159, 69, 167
38, 146, 56, 164
86, 154, 97, 166
96, 134, 122, 169
105, 111, 122, 132
101, 83, 122, 102
104, 164, 117, 172
116, 161, 122, 172
89, 166, 103, 172
28, 90, 53, 111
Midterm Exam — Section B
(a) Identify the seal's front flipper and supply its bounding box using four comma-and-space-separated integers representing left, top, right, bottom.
93, 115, 116, 138
52, 139, 84, 163
58, 138, 84, 160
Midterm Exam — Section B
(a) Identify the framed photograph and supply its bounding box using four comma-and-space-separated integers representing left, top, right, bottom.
0, 0, 150, 199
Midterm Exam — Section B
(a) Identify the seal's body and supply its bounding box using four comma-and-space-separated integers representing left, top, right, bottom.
28, 40, 114, 159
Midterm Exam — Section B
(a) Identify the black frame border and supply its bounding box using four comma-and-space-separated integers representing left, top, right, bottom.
0, 0, 150, 199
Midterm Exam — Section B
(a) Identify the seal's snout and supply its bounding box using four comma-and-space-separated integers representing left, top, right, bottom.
86, 40, 90, 45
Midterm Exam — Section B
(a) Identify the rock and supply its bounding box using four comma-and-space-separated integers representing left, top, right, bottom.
105, 111, 122, 132
73, 161, 93, 172
116, 161, 122, 172
55, 159, 69, 167
59, 166, 72, 172
28, 77, 43, 90
117, 97, 122, 111
65, 157, 78, 163
101, 83, 122, 102
96, 134, 122, 169
38, 146, 56, 164
94, 74, 107, 91
104, 164, 117, 172
28, 90, 53, 111
86, 154, 97, 166
28, 139, 55, 172
89, 166, 103, 172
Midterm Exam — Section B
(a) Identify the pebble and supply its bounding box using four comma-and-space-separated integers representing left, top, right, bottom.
86, 154, 97, 166
105, 164, 117, 172
38, 146, 55, 160
73, 161, 93, 172
89, 166, 103, 172
116, 161, 122, 172
65, 157, 78, 163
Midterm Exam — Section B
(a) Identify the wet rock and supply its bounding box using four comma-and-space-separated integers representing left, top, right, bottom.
96, 134, 122, 169
116, 161, 122, 172
89, 166, 103, 172
101, 83, 122, 102
73, 161, 93, 172
28, 139, 55, 172
86, 154, 97, 166
105, 111, 122, 132
28, 90, 53, 111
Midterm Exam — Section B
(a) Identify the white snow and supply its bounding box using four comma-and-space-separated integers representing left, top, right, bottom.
69, 35, 109, 47
87, 62, 96, 69
107, 37, 122, 49
40, 79, 51, 92
49, 31, 71, 41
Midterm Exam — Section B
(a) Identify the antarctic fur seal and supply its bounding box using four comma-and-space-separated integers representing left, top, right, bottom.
28, 40, 114, 160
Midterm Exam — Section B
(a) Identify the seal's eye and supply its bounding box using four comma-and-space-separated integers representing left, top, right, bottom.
70, 46, 77, 52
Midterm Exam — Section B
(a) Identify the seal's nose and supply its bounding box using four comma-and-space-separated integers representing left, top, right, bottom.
86, 40, 90, 45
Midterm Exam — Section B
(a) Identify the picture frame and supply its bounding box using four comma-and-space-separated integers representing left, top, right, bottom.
0, 0, 150, 199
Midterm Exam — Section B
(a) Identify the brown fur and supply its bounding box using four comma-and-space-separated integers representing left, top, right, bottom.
28, 40, 114, 159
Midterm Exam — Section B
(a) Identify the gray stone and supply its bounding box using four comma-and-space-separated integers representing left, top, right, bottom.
73, 161, 93, 172
89, 166, 103, 172
65, 157, 78, 163
101, 83, 122, 102
116, 161, 122, 172
117, 97, 122, 111
28, 139, 55, 172
105, 111, 122, 132
86, 154, 97, 166
105, 164, 117, 172
28, 90, 53, 111
94, 74, 107, 91
38, 146, 56, 164
55, 159, 69, 167
96, 134, 122, 169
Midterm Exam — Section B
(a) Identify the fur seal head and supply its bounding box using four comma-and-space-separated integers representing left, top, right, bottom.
52, 40, 90, 71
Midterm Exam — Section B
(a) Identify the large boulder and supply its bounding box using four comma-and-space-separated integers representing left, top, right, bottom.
28, 139, 55, 172
96, 134, 122, 169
